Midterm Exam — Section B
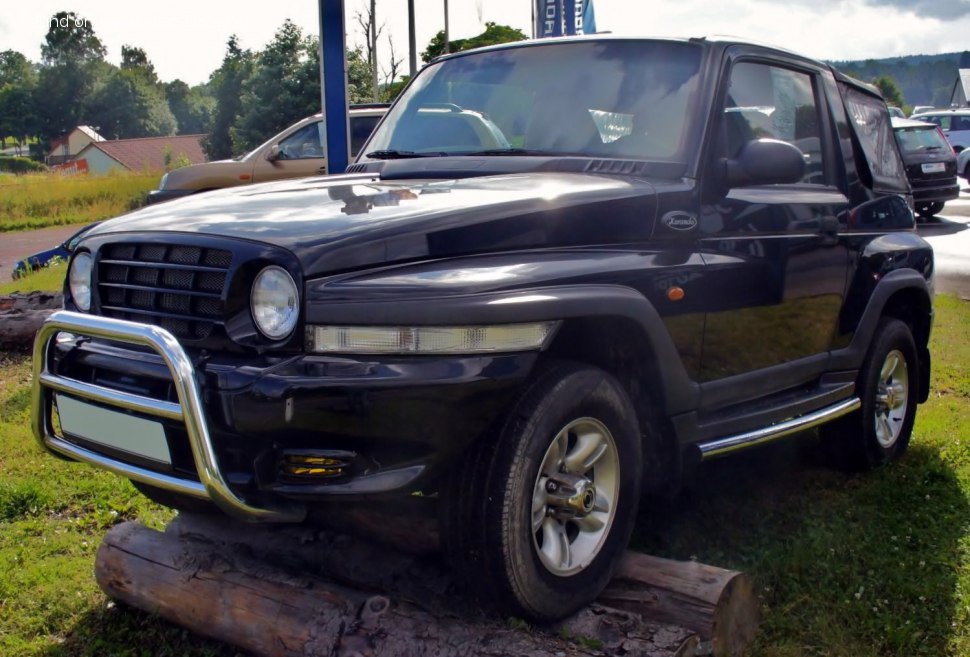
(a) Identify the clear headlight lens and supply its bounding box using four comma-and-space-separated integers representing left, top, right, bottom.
251, 266, 299, 340
158, 172, 169, 190
68, 252, 93, 311
307, 322, 557, 355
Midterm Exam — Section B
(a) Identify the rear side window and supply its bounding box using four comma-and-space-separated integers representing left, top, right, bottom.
840, 85, 907, 191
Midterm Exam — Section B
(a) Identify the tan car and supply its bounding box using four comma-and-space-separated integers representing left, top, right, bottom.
148, 105, 387, 204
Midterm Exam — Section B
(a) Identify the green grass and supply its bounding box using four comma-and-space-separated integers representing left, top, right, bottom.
0, 171, 159, 232
0, 297, 967, 656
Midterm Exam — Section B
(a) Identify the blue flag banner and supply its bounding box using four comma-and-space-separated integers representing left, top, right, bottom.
537, 0, 594, 38
583, 0, 597, 34
536, 0, 563, 38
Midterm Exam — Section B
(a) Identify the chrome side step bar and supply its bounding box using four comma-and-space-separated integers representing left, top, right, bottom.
697, 397, 862, 459
31, 310, 305, 523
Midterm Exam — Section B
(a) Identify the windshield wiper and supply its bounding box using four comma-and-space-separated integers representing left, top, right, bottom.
365, 149, 447, 160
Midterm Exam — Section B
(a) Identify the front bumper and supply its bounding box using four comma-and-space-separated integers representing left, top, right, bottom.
32, 311, 533, 522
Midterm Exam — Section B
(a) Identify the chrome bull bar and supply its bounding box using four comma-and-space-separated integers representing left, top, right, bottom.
31, 310, 305, 522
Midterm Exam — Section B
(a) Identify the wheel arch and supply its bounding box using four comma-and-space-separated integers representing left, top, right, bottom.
831, 269, 933, 402
541, 314, 688, 492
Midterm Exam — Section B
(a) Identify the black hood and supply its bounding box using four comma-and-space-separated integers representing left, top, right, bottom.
86, 172, 660, 277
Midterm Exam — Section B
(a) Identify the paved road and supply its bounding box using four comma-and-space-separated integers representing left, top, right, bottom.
2, 187, 969, 298
0, 223, 82, 281
919, 185, 970, 299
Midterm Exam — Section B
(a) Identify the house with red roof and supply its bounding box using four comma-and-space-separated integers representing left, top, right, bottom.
47, 125, 104, 166
75, 134, 207, 175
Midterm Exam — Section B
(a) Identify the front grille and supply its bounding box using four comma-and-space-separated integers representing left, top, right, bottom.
97, 243, 232, 340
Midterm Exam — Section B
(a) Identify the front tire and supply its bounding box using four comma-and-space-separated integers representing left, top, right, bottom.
916, 201, 944, 218
821, 318, 918, 470
440, 362, 642, 621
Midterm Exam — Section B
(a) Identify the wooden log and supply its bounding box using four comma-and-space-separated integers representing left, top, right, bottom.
304, 500, 759, 656
0, 292, 63, 351
600, 553, 759, 657
96, 520, 699, 657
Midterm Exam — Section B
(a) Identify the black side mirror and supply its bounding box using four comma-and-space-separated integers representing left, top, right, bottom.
723, 138, 806, 187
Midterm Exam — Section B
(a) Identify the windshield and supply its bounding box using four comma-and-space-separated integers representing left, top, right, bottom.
362, 40, 703, 162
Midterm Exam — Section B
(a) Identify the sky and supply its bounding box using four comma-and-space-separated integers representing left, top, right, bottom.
0, 0, 968, 86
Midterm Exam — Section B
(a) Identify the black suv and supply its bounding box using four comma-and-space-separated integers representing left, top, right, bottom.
32, 37, 933, 622
891, 117, 960, 218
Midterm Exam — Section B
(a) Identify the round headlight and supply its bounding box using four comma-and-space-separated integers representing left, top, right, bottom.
251, 266, 299, 340
69, 252, 93, 312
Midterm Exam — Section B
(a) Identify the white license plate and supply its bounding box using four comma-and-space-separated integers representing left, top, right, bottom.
55, 395, 172, 465
922, 162, 946, 174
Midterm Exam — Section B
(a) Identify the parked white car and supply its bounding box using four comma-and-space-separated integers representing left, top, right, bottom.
958, 147, 970, 180
909, 108, 970, 153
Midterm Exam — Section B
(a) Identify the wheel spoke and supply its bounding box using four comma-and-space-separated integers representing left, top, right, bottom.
876, 415, 894, 444
540, 518, 569, 569
563, 431, 608, 473
574, 512, 606, 534
532, 480, 548, 533
542, 429, 569, 475
880, 353, 899, 382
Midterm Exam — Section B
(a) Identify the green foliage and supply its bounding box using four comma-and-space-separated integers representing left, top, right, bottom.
0, 155, 46, 174
41, 11, 106, 66
88, 68, 177, 139
422, 22, 527, 63
202, 35, 253, 159
872, 75, 906, 107
0, 50, 35, 88
165, 80, 214, 135
120, 45, 158, 85
231, 20, 321, 153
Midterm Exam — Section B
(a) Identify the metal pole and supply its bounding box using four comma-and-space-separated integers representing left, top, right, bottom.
318, 0, 350, 173
408, 0, 417, 76
443, 0, 450, 54
370, 0, 379, 101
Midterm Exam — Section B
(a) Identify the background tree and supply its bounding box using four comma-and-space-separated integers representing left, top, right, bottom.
421, 22, 526, 63
165, 80, 215, 135
35, 11, 109, 143
872, 75, 905, 108
0, 50, 38, 151
120, 45, 158, 85
232, 20, 320, 152
88, 68, 176, 139
202, 35, 253, 159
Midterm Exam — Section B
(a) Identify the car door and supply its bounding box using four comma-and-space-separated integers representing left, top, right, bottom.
252, 120, 328, 182
696, 57, 852, 407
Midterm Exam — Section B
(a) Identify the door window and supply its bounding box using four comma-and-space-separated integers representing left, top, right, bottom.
724, 62, 825, 183
278, 122, 325, 159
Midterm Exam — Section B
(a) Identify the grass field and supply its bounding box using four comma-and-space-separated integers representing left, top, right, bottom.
0, 294, 966, 656
0, 172, 159, 232
0, 264, 65, 296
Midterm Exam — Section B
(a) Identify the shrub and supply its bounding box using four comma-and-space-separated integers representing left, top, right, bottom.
0, 155, 47, 175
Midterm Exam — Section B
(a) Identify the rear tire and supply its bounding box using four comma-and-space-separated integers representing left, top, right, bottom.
916, 202, 944, 218
820, 318, 918, 470
440, 361, 642, 621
